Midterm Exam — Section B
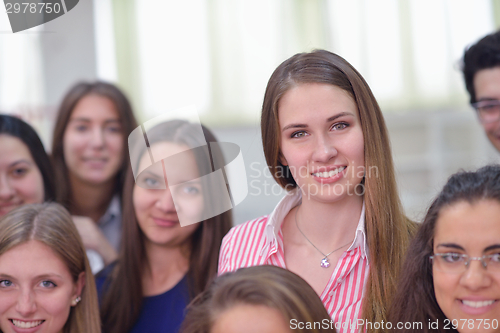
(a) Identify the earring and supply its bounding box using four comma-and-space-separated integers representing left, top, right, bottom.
71, 296, 81, 306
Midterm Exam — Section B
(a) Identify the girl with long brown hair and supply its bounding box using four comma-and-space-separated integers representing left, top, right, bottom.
51, 81, 138, 272
0, 203, 101, 333
98, 119, 232, 333
218, 49, 417, 332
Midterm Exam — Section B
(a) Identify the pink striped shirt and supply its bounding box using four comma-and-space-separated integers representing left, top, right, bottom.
218, 190, 369, 333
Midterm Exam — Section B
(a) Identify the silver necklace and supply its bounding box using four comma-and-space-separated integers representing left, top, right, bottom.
294, 205, 352, 268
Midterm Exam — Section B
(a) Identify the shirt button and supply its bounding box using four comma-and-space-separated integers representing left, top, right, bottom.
337, 278, 342, 283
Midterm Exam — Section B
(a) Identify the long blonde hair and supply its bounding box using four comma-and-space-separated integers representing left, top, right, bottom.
261, 49, 417, 331
0, 203, 101, 333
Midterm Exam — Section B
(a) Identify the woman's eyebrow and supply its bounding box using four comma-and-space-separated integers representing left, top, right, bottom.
9, 160, 33, 168
68, 118, 90, 123
69, 118, 121, 124
281, 112, 354, 132
436, 243, 464, 250
0, 273, 15, 280
104, 119, 121, 125
34, 273, 64, 280
484, 244, 500, 252
326, 111, 354, 122
281, 123, 307, 132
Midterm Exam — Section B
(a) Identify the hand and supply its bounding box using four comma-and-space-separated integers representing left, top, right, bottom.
72, 215, 118, 265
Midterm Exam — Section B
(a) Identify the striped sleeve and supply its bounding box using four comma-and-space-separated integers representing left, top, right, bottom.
217, 216, 269, 276
218, 226, 236, 275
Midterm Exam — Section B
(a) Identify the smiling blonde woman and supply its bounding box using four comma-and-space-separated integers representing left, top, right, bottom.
0, 203, 100, 333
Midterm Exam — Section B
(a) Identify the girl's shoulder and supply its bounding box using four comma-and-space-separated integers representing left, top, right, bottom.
218, 215, 271, 274
223, 215, 270, 244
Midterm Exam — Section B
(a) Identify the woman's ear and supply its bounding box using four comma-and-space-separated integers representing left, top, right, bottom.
72, 272, 86, 307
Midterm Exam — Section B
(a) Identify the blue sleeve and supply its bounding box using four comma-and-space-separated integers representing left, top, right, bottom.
94, 262, 116, 306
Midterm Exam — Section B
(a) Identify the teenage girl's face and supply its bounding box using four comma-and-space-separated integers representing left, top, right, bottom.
211, 304, 291, 333
433, 200, 500, 333
0, 240, 84, 333
278, 83, 365, 202
63, 94, 124, 186
0, 135, 44, 216
133, 142, 202, 248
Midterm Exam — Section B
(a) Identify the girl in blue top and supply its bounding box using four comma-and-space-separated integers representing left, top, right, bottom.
97, 120, 232, 333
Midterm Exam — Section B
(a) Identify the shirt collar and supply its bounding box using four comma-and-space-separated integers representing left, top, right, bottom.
264, 188, 368, 261
98, 195, 120, 226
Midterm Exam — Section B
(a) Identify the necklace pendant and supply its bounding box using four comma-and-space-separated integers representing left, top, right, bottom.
320, 258, 330, 268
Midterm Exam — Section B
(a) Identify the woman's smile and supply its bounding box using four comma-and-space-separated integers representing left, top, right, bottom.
152, 216, 179, 228
10, 318, 45, 332
278, 83, 365, 202
310, 165, 347, 183
457, 298, 498, 316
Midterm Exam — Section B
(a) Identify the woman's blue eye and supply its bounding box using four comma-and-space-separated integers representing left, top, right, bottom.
0, 280, 13, 287
106, 126, 122, 133
145, 178, 159, 187
40, 281, 56, 288
183, 186, 200, 195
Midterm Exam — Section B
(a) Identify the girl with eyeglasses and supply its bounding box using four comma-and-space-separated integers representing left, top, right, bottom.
389, 164, 500, 332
